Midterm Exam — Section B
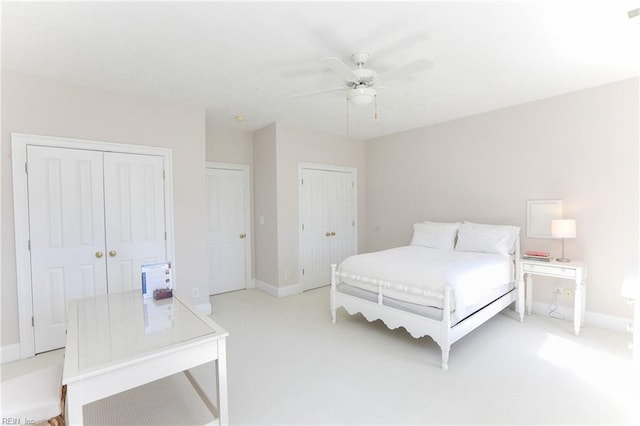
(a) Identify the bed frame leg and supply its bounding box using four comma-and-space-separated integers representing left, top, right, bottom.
440, 286, 452, 370
330, 264, 337, 324
441, 349, 450, 371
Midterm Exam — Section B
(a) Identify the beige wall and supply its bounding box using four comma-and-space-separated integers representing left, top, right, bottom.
366, 78, 639, 318
1, 70, 209, 347
275, 123, 367, 287
252, 124, 279, 286
205, 116, 253, 166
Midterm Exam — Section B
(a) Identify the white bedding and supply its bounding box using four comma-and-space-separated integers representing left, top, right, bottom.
338, 246, 513, 319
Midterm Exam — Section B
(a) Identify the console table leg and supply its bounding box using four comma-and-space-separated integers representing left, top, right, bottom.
525, 274, 533, 316
574, 279, 582, 336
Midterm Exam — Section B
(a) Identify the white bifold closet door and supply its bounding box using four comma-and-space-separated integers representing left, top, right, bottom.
299, 167, 356, 291
27, 146, 167, 354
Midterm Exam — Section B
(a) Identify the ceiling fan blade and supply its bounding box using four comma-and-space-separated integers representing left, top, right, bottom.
378, 58, 433, 81
291, 87, 348, 99
321, 57, 357, 82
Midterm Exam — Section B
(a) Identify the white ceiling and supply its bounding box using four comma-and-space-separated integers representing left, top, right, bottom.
2, 1, 639, 140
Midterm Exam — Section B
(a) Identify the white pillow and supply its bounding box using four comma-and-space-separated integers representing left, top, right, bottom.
455, 222, 520, 255
410, 221, 461, 250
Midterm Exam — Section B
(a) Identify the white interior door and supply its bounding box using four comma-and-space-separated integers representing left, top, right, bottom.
104, 152, 167, 293
27, 146, 108, 353
299, 166, 356, 291
206, 166, 249, 295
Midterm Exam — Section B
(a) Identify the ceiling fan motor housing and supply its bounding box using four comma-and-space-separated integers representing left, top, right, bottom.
353, 68, 377, 86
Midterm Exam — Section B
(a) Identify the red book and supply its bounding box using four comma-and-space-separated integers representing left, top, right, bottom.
525, 250, 550, 257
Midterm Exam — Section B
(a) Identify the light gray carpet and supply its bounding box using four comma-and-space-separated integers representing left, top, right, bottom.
210, 286, 637, 425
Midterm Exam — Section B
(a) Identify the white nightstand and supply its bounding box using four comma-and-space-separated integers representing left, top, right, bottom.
519, 258, 587, 336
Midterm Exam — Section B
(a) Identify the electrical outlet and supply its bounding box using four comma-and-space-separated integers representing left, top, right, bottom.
554, 287, 564, 295
192, 287, 200, 298
284, 271, 290, 280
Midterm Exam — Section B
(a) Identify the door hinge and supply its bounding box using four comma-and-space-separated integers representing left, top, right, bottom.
302, 268, 305, 275
28, 240, 31, 250
301, 223, 305, 231
163, 170, 166, 179
352, 220, 355, 226
352, 181, 354, 188
301, 178, 304, 185
31, 316, 34, 327
164, 231, 167, 240
25, 162, 28, 174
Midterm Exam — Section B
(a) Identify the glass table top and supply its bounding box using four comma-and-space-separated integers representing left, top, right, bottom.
74, 291, 217, 374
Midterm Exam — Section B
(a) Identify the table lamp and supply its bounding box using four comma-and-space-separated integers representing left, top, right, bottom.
551, 219, 576, 262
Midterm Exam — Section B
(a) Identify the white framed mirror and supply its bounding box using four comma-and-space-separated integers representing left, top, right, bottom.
527, 199, 563, 238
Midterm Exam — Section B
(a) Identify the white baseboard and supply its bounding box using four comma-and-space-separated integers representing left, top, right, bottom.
1, 343, 21, 364
531, 301, 632, 332
255, 280, 302, 298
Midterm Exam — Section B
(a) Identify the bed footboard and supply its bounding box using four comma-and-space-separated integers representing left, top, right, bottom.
330, 263, 453, 369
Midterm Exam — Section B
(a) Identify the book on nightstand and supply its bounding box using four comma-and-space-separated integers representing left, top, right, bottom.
523, 250, 551, 262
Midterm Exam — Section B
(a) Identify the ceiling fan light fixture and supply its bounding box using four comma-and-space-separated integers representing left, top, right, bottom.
348, 86, 376, 106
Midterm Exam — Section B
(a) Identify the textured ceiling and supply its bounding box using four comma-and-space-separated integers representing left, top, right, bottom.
2, 1, 639, 140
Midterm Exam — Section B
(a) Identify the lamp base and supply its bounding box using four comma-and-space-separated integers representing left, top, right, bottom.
556, 258, 571, 263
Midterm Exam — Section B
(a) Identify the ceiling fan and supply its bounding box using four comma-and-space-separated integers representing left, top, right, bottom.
291, 51, 433, 107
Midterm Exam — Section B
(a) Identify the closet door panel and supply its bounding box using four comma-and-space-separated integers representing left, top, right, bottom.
103, 153, 167, 293
27, 146, 107, 353
299, 169, 331, 290
329, 171, 356, 267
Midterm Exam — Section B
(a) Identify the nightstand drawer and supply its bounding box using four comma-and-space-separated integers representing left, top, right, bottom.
523, 263, 577, 278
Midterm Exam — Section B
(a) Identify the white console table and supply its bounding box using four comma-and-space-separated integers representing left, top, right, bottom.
63, 290, 229, 425
520, 258, 587, 336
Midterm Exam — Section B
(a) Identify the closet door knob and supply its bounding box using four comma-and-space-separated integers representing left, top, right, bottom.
331, 232, 336, 236
325, 232, 331, 237
109, 250, 117, 257
239, 233, 246, 239
95, 251, 104, 259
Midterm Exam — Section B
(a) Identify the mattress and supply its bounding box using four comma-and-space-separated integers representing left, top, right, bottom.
337, 246, 514, 320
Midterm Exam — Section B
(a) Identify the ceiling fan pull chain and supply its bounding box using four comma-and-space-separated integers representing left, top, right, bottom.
374, 95, 378, 120
346, 97, 350, 135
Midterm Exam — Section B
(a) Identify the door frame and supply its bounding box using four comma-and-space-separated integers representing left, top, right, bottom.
11, 133, 175, 359
297, 162, 358, 290
205, 162, 253, 292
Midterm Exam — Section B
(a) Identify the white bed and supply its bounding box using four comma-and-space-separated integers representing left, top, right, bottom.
330, 221, 525, 370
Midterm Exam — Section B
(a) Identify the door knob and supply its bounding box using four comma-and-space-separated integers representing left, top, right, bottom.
239, 233, 246, 239
109, 250, 117, 257
325, 232, 331, 237
331, 232, 336, 236
95, 251, 104, 258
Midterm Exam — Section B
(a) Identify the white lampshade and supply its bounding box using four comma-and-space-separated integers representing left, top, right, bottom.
551, 219, 576, 239
348, 86, 375, 106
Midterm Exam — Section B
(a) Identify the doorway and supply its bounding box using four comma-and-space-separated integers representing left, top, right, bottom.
12, 133, 174, 358
206, 163, 252, 295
